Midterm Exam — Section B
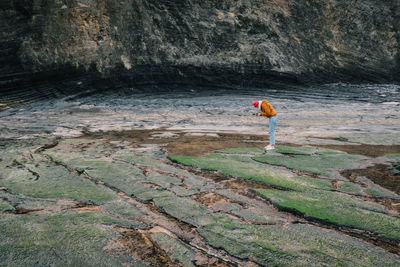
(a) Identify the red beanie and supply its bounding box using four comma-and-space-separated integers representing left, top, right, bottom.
253, 100, 259, 108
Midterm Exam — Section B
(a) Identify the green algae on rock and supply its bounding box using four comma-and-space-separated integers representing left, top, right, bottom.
55, 158, 145, 195
168, 153, 333, 191
9, 137, 397, 266
0, 158, 117, 203
47, 148, 212, 226
252, 145, 367, 178
365, 188, 397, 198
147, 172, 182, 188
0, 194, 57, 213
102, 201, 144, 218
0, 199, 13, 212
147, 190, 211, 227
253, 189, 400, 241
151, 232, 196, 267
337, 182, 363, 194
197, 214, 399, 266
387, 154, 400, 160
216, 147, 265, 154
170, 146, 400, 244
273, 145, 318, 155
0, 210, 143, 266
113, 149, 203, 181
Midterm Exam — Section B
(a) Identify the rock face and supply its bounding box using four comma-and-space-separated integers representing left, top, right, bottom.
1, 0, 400, 94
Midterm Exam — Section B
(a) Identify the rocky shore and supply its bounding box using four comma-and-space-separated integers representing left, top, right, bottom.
1, 129, 399, 266
0, 87, 399, 265
1, 1, 400, 264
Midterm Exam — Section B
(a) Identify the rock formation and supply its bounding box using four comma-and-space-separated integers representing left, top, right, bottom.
1, 0, 399, 95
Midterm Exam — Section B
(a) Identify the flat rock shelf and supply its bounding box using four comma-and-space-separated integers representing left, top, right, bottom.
1, 130, 399, 266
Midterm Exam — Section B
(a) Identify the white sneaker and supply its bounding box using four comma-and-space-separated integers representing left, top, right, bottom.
264, 144, 275, 152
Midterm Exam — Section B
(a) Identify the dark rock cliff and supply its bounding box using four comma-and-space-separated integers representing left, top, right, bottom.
1, 0, 400, 96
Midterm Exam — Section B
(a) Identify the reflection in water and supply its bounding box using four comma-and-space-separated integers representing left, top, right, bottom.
0, 84, 399, 145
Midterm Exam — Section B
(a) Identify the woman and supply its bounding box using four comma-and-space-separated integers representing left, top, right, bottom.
253, 99, 277, 151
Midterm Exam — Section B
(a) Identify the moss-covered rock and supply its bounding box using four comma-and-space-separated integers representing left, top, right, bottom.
387, 154, 400, 160
102, 201, 144, 218
274, 145, 318, 155
253, 189, 400, 241
253, 146, 366, 178
0, 162, 117, 203
5, 138, 398, 266
170, 146, 400, 244
216, 147, 264, 154
113, 150, 184, 175
0, 210, 144, 266
168, 154, 333, 191
197, 214, 399, 266
67, 159, 145, 195
152, 192, 211, 226
0, 199, 13, 212
151, 232, 196, 267
365, 188, 396, 198
337, 182, 363, 194
147, 172, 182, 188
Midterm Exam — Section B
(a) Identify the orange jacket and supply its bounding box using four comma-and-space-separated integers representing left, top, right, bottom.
260, 100, 277, 118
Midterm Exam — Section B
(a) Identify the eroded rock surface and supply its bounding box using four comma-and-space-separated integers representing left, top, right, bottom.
1, 133, 400, 266
1, 0, 400, 97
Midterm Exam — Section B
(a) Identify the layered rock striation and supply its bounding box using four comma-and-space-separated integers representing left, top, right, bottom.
1, 0, 400, 96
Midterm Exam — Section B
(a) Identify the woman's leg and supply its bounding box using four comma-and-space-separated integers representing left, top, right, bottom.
269, 116, 277, 145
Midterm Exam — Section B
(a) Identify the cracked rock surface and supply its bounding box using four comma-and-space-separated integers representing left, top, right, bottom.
1, 132, 399, 266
